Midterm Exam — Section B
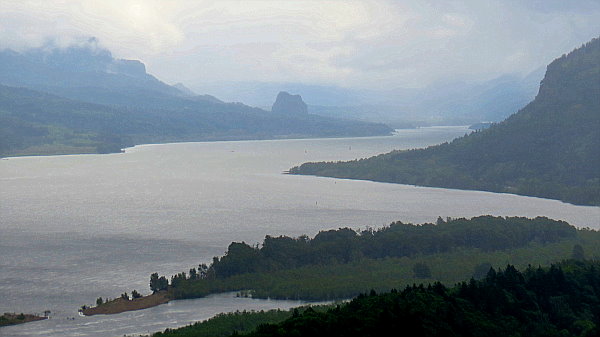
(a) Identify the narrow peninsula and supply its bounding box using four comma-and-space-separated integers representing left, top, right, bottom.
0, 313, 47, 327
81, 291, 170, 316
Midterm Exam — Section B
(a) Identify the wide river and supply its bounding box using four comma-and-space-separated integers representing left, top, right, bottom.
1, 126, 599, 336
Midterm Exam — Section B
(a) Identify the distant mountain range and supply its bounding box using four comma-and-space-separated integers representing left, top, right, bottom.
290, 37, 600, 206
192, 69, 543, 126
0, 41, 392, 157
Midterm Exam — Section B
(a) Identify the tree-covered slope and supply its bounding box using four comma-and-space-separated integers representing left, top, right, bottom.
239, 261, 600, 337
0, 84, 392, 157
0, 43, 393, 157
0, 85, 136, 156
289, 37, 600, 205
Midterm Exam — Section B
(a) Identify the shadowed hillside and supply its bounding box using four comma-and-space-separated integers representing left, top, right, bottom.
0, 43, 393, 157
290, 37, 600, 206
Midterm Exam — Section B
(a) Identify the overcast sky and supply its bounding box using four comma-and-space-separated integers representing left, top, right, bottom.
1, 0, 599, 90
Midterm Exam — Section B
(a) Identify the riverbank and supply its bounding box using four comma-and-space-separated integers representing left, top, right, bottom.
81, 291, 170, 316
89, 218, 600, 315
0, 313, 47, 327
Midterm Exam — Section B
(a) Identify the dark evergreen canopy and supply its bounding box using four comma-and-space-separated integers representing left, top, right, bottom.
290, 37, 600, 206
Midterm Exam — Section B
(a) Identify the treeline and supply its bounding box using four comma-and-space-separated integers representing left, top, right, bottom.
173, 237, 599, 301
152, 261, 600, 337
153, 306, 331, 337
289, 37, 600, 206
238, 261, 600, 337
147, 216, 587, 300
208, 216, 574, 279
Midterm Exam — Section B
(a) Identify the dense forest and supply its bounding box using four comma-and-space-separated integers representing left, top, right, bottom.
153, 261, 600, 337
140, 216, 600, 301
153, 306, 331, 337
0, 45, 392, 157
241, 261, 600, 337
289, 37, 600, 206
201, 216, 575, 278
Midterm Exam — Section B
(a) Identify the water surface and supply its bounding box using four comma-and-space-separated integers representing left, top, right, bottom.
1, 126, 598, 336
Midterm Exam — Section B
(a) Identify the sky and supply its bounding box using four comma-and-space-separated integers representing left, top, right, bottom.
1, 0, 599, 91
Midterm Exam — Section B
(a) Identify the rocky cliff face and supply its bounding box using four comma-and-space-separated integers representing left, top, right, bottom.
271, 91, 308, 115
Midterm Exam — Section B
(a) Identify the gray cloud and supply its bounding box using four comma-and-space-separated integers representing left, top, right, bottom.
1, 0, 598, 90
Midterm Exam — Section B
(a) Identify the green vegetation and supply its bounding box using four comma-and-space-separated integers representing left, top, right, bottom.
0, 85, 132, 156
153, 261, 600, 337
238, 261, 600, 337
289, 37, 600, 206
145, 216, 599, 301
150, 273, 170, 293
0, 313, 24, 327
412, 262, 432, 278
0, 313, 45, 327
0, 45, 394, 158
153, 306, 331, 337
0, 83, 392, 158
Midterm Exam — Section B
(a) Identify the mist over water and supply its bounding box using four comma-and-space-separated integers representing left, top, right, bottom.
1, 126, 598, 336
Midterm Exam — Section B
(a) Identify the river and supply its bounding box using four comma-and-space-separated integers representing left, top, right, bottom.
1, 126, 598, 336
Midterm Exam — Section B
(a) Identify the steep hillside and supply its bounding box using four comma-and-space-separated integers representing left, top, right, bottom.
290, 37, 600, 205
0, 43, 393, 157
0, 40, 186, 103
0, 84, 392, 157
0, 85, 135, 155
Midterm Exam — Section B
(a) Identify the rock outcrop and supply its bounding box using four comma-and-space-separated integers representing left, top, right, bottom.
271, 91, 308, 115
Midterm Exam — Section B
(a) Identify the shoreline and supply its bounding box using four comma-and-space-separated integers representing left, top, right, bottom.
0, 313, 47, 327
1, 129, 402, 160
3, 125, 461, 159
81, 291, 170, 316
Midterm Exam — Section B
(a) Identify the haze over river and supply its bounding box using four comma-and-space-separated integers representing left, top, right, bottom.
1, 126, 598, 336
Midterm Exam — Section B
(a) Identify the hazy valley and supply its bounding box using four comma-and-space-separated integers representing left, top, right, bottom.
1, 2, 599, 337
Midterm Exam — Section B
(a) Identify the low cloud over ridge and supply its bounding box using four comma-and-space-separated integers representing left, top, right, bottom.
1, 0, 599, 90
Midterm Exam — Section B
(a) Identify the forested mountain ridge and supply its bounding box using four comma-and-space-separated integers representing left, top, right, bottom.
0, 41, 197, 104
289, 37, 600, 206
0, 84, 392, 157
0, 43, 393, 157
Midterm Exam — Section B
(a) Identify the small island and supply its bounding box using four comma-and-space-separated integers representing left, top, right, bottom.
80, 291, 170, 316
0, 312, 47, 327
